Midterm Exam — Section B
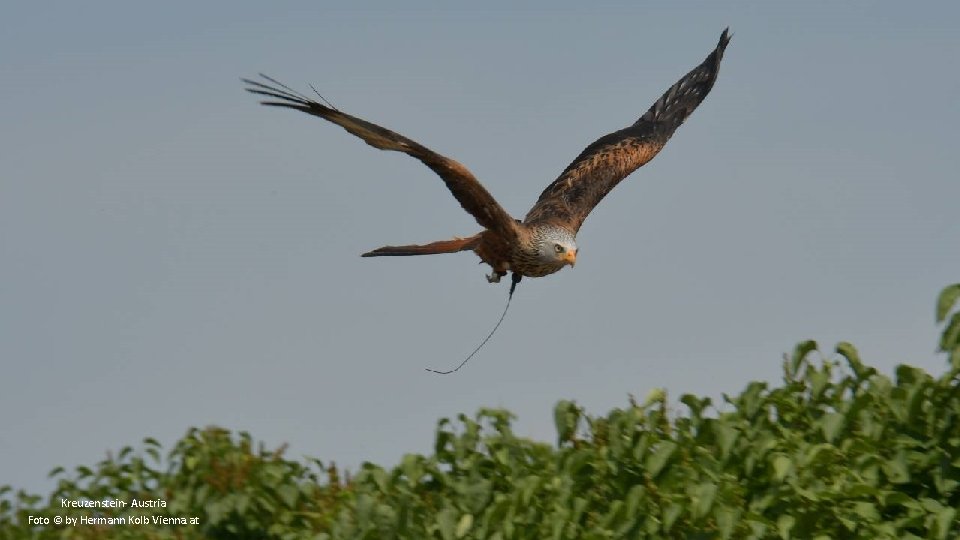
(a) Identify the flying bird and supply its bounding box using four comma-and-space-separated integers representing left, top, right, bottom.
244, 29, 730, 293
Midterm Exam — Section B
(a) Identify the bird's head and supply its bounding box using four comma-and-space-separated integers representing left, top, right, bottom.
535, 226, 578, 268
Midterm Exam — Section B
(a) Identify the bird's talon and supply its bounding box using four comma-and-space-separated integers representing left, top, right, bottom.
486, 272, 502, 283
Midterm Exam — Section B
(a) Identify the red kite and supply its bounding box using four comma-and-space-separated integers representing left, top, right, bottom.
245, 29, 730, 292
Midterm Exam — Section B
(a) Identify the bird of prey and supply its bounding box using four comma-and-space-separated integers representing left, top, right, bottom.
244, 29, 730, 291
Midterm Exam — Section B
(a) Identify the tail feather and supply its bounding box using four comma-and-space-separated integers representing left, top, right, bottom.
361, 234, 481, 257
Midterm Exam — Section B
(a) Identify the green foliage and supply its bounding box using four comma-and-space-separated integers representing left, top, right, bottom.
3, 285, 960, 539
1, 428, 344, 540
937, 283, 960, 370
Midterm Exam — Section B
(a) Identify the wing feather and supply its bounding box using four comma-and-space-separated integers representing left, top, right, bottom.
524, 29, 732, 232
244, 75, 520, 242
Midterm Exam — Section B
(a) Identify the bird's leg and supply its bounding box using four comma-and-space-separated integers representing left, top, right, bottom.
486, 270, 505, 283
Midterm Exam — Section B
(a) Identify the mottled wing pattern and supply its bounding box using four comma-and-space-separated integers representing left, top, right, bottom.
244, 75, 520, 242
524, 29, 732, 232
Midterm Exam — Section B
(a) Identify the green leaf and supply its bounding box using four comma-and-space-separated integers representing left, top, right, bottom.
882, 455, 910, 484
788, 340, 818, 377
400, 453, 423, 482
772, 455, 792, 482
836, 342, 873, 379
820, 412, 845, 443
777, 514, 796, 539
235, 493, 250, 514
369, 466, 389, 493
692, 482, 717, 519
456, 478, 492, 515
933, 506, 957, 540
895, 364, 921, 385
803, 443, 838, 467
844, 482, 877, 498
680, 393, 709, 417
852, 501, 879, 522
643, 387, 667, 407
437, 507, 457, 540
794, 339, 818, 360
206, 498, 227, 525
939, 312, 960, 352
715, 423, 738, 460
920, 497, 945, 513
935, 283, 960, 322
277, 484, 298, 508
623, 484, 645, 518
879, 490, 913, 507
553, 400, 580, 445
455, 513, 473, 538
645, 441, 677, 478
662, 501, 683, 531
715, 506, 737, 539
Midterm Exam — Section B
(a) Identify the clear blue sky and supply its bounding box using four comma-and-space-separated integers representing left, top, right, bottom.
2, 2, 958, 493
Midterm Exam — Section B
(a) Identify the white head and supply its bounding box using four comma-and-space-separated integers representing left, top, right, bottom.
535, 226, 578, 267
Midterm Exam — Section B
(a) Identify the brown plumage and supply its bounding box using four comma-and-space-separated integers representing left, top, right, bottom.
244, 29, 731, 286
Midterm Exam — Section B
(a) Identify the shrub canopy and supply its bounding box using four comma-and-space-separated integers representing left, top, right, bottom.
3, 284, 959, 539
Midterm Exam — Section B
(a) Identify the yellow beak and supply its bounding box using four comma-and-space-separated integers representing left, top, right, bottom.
564, 249, 577, 267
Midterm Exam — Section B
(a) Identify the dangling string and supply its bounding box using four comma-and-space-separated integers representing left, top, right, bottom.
426, 274, 521, 375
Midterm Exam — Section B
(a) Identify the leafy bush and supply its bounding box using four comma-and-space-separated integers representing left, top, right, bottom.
3, 285, 959, 539
937, 283, 960, 370
1, 427, 348, 540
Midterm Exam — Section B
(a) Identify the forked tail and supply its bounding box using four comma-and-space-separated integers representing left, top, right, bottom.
361, 234, 482, 257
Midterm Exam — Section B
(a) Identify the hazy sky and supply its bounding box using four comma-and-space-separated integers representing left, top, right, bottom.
3, 2, 958, 494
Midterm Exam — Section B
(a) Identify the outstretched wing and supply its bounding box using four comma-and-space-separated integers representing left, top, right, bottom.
244, 75, 519, 242
524, 29, 732, 232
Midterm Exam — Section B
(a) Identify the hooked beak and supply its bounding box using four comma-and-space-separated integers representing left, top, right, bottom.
564, 249, 577, 267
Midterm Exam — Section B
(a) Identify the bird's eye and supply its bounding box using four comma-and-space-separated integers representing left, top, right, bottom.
554, 244, 564, 253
